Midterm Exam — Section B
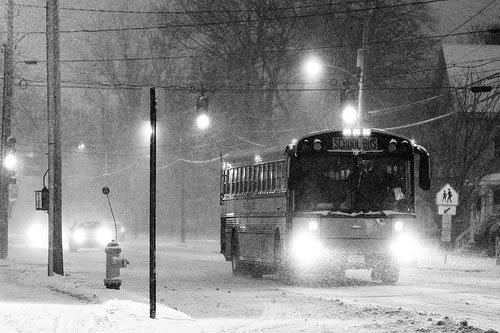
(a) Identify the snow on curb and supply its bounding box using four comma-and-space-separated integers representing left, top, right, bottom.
0, 299, 203, 333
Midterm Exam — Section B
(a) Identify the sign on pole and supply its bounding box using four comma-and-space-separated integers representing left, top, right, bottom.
436, 183, 459, 209
436, 184, 459, 243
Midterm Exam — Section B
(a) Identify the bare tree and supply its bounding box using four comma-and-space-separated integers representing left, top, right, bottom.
431, 72, 500, 234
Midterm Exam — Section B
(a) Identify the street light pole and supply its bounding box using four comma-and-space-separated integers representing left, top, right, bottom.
356, 10, 371, 123
149, 87, 157, 319
46, 0, 63, 276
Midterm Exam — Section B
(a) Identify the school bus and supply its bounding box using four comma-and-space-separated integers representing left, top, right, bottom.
220, 128, 430, 284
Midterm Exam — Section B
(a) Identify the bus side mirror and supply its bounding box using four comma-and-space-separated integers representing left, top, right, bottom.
415, 145, 430, 190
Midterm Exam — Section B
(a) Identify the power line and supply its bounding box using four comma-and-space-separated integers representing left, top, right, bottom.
383, 111, 456, 130
441, 0, 497, 37
10, 0, 452, 34
17, 28, 493, 66
15, 0, 449, 16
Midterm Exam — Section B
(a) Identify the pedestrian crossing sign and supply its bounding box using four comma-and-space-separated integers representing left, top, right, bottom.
436, 184, 459, 206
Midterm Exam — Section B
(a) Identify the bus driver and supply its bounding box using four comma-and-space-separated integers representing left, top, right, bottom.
356, 160, 404, 211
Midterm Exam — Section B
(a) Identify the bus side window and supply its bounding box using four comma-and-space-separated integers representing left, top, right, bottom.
229, 168, 234, 194
239, 167, 244, 194
270, 163, 275, 191
254, 165, 259, 193
271, 163, 277, 191
263, 164, 268, 192
248, 166, 254, 193
235, 168, 240, 194
268, 163, 273, 191
244, 166, 249, 194
223, 169, 228, 194
240, 167, 244, 194
276, 162, 281, 191
253, 165, 259, 193
258, 164, 263, 193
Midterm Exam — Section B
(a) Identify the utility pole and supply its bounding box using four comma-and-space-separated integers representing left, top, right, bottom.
46, 0, 63, 276
356, 10, 371, 123
0, 0, 14, 259
149, 87, 157, 319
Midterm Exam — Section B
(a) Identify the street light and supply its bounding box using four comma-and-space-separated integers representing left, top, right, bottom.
303, 55, 361, 127
196, 113, 210, 130
341, 104, 358, 126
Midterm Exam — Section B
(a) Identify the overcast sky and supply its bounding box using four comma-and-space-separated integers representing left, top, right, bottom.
6, 0, 500, 62
430, 0, 500, 34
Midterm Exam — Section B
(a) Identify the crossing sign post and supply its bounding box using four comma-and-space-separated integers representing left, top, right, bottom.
436, 184, 459, 243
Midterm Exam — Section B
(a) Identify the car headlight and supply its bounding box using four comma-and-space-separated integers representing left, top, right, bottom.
27, 223, 47, 247
73, 229, 86, 243
97, 227, 114, 245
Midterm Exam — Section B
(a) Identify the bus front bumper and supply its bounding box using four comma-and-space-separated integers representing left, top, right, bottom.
288, 232, 420, 270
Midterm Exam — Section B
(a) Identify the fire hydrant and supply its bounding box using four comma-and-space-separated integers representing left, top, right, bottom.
104, 241, 129, 290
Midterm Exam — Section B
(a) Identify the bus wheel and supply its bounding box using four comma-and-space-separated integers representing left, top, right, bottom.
380, 265, 399, 285
274, 234, 296, 284
248, 264, 264, 279
231, 233, 245, 276
372, 261, 399, 285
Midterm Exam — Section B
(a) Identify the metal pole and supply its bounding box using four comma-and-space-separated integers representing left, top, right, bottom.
0, 0, 14, 260
46, 0, 63, 276
180, 153, 186, 243
149, 87, 157, 319
357, 10, 371, 124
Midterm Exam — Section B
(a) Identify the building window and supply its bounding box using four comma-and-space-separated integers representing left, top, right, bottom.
495, 135, 500, 158
494, 189, 500, 205
493, 188, 500, 213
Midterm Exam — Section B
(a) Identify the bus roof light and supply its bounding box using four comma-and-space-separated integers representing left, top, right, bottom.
388, 139, 397, 152
313, 138, 322, 151
400, 140, 410, 153
343, 129, 352, 136
352, 128, 361, 136
362, 128, 371, 136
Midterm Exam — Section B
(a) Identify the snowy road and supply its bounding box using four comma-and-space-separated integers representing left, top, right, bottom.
3, 235, 500, 332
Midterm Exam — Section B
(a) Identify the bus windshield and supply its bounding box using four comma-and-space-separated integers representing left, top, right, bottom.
292, 154, 413, 214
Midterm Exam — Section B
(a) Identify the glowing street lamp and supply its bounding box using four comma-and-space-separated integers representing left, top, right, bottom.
3, 152, 16, 170
341, 104, 359, 126
303, 56, 323, 78
196, 113, 210, 130
302, 55, 363, 127
142, 121, 153, 139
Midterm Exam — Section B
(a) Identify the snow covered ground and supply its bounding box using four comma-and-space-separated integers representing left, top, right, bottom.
0, 250, 203, 332
0, 298, 202, 333
1, 235, 499, 333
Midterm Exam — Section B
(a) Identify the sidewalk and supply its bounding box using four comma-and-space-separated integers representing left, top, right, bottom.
0, 258, 204, 333
416, 241, 499, 272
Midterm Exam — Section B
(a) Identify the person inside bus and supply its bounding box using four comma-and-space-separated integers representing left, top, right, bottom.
357, 160, 404, 210
300, 170, 325, 210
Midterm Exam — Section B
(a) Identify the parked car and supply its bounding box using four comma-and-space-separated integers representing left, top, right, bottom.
68, 220, 126, 252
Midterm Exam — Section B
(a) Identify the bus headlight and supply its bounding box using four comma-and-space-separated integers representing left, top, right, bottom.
290, 232, 322, 266
390, 233, 420, 263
